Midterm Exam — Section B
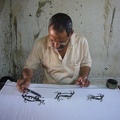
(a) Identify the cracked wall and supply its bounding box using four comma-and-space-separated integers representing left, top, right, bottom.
0, 0, 120, 84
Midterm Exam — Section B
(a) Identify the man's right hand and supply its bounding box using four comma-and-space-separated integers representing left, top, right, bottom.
16, 78, 31, 92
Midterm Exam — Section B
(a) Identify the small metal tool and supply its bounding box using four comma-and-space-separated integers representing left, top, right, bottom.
24, 87, 42, 97
19, 80, 42, 97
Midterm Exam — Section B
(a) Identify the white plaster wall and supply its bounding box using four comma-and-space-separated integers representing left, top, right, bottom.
0, 0, 120, 85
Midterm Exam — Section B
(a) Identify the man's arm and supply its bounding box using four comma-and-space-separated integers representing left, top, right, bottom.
16, 68, 33, 92
76, 66, 91, 87
22, 68, 33, 79
79, 66, 91, 78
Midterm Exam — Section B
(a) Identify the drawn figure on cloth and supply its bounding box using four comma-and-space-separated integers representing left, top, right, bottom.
22, 92, 45, 105
87, 93, 104, 102
54, 90, 75, 101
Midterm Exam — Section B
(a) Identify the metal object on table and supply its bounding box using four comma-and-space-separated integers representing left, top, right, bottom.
24, 87, 42, 97
106, 79, 118, 89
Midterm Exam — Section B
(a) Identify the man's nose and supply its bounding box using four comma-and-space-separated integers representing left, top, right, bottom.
53, 42, 60, 48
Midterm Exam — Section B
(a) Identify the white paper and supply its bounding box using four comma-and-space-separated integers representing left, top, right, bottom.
0, 80, 120, 120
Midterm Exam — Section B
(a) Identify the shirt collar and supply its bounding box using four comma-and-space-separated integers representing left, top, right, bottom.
70, 33, 76, 45
47, 35, 52, 47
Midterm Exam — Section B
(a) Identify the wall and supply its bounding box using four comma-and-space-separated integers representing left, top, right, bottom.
0, 0, 120, 84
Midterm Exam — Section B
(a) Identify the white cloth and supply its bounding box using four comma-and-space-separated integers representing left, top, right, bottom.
0, 80, 120, 120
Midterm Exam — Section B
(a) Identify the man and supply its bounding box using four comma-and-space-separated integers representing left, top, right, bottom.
17, 13, 92, 92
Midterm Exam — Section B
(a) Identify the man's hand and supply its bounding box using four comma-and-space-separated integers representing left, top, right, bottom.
76, 66, 91, 87
16, 78, 31, 92
16, 68, 33, 92
75, 76, 90, 87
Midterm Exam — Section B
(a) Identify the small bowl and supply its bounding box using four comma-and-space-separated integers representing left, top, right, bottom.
106, 79, 118, 89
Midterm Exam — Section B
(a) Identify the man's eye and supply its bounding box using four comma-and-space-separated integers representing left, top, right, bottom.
50, 40, 54, 42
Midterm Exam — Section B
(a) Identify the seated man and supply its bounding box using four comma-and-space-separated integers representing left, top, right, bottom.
17, 13, 92, 92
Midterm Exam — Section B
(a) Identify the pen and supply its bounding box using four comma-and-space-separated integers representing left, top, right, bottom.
83, 76, 87, 80
24, 87, 42, 97
19, 80, 42, 97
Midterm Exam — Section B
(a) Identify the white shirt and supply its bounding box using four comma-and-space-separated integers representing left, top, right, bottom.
24, 33, 92, 84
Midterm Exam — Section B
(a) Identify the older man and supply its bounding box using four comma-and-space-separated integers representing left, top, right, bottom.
17, 13, 92, 92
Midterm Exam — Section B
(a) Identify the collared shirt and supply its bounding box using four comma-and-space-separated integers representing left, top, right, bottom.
24, 33, 92, 84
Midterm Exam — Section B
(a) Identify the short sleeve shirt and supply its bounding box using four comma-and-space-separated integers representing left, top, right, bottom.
24, 33, 92, 84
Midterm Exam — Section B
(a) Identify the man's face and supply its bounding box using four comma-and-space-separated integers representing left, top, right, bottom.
48, 27, 71, 51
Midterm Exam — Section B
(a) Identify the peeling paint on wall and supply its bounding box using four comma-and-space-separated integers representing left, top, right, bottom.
14, 16, 17, 40
103, 0, 111, 47
2, 1, 24, 79
103, 0, 111, 73
34, 1, 49, 40
110, 7, 115, 33
36, 1, 48, 18
103, 0, 116, 77
34, 31, 40, 40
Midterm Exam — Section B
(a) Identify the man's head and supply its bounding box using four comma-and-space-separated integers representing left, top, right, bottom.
48, 13, 74, 51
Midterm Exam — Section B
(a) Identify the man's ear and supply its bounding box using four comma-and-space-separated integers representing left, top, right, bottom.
71, 30, 74, 34
70, 30, 74, 37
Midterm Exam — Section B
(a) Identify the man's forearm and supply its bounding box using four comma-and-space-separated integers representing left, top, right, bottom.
79, 66, 91, 78
22, 68, 33, 79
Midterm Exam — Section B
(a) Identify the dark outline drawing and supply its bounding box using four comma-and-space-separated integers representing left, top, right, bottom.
22, 92, 45, 105
87, 93, 104, 102
54, 90, 75, 101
